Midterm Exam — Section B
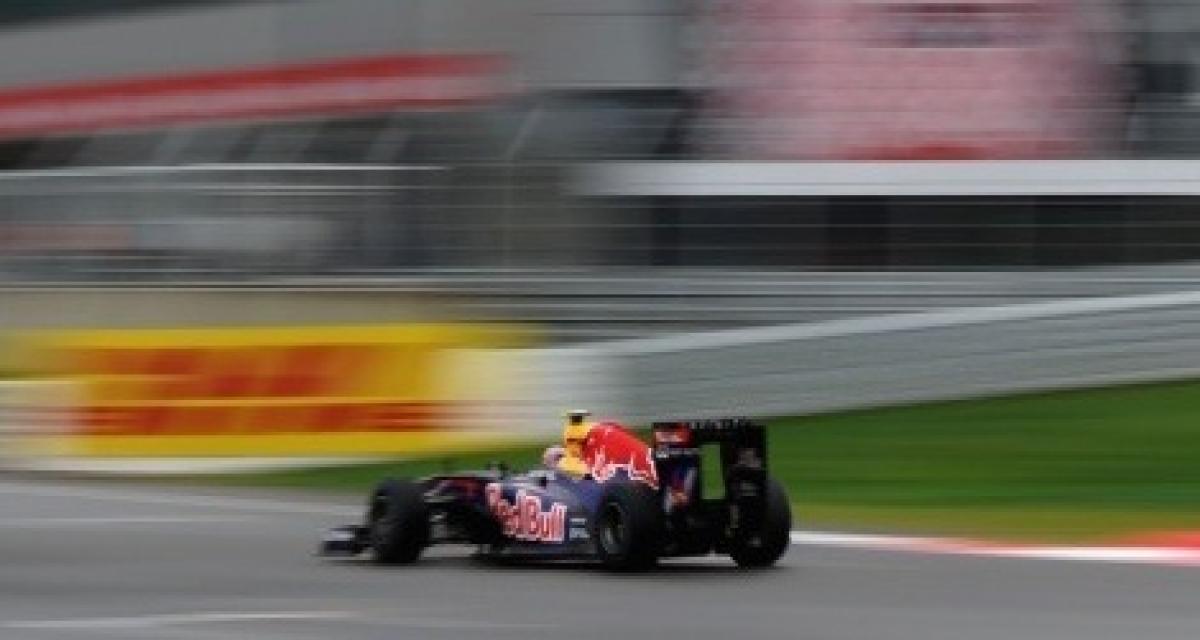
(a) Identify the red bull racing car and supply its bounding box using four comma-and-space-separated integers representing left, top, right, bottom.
319, 418, 792, 570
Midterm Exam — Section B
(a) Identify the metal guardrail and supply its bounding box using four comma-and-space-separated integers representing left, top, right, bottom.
13, 159, 1200, 279
8, 265, 1200, 343
0, 164, 457, 277
570, 289, 1200, 422
573, 160, 1200, 197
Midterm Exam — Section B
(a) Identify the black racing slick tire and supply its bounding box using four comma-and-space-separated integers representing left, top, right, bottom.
367, 479, 429, 565
593, 483, 664, 571
730, 476, 792, 569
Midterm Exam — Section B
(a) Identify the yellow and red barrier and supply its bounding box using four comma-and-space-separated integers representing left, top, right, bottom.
9, 324, 533, 461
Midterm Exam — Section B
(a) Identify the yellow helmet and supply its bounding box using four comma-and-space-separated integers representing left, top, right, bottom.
563, 409, 592, 456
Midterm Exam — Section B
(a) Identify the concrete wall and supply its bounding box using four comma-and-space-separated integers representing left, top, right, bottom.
597, 290, 1200, 423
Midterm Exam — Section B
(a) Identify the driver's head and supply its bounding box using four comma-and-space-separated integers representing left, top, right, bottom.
563, 409, 592, 458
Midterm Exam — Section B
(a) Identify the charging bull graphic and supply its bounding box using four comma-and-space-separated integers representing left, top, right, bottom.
582, 422, 659, 489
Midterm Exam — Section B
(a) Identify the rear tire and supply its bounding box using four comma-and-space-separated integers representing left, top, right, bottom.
593, 483, 663, 571
730, 476, 792, 569
367, 479, 429, 565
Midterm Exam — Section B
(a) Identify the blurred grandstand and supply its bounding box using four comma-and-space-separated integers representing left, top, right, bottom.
0, 0, 1196, 283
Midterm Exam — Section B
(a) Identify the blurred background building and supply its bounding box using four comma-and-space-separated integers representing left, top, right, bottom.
0, 0, 1198, 279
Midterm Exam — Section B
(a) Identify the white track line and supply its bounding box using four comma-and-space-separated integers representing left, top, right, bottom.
0, 516, 255, 528
12, 457, 387, 475
791, 531, 1200, 567
5, 612, 555, 632
0, 483, 360, 517
5, 611, 353, 630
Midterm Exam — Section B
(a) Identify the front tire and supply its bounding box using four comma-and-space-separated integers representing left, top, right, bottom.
367, 479, 429, 565
729, 476, 792, 569
593, 483, 663, 571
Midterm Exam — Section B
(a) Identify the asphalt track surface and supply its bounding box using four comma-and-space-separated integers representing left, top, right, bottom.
2, 479, 1199, 640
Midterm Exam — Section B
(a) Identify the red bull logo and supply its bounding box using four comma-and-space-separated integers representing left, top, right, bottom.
485, 484, 567, 543
583, 423, 659, 489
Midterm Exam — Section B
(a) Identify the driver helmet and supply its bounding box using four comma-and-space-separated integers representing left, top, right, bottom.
563, 409, 592, 458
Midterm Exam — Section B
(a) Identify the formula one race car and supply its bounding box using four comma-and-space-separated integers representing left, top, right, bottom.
319, 417, 792, 570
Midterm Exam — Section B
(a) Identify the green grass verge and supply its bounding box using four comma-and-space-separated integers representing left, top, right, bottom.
197, 379, 1200, 542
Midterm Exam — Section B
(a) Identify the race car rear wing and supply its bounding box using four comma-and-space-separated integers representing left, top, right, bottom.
650, 419, 769, 534
651, 418, 767, 471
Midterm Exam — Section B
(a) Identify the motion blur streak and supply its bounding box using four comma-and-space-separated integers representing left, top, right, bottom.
0, 0, 1185, 276
0, 2, 1198, 639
